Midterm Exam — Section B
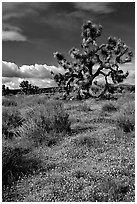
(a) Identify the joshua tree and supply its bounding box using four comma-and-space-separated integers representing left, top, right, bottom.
2, 85, 10, 96
19, 80, 30, 94
2, 84, 6, 95
52, 20, 133, 99
19, 80, 39, 94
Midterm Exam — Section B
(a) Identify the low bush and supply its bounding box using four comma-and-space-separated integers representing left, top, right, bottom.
2, 107, 24, 139
16, 101, 71, 145
2, 140, 42, 190
2, 97, 18, 107
116, 102, 135, 132
72, 133, 102, 149
102, 102, 118, 112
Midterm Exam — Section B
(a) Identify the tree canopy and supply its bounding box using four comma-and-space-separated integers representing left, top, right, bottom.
52, 20, 133, 99
19, 80, 39, 94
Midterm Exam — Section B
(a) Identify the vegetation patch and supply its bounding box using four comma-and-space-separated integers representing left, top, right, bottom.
16, 101, 71, 146
2, 107, 24, 139
72, 133, 102, 149
2, 140, 42, 190
2, 92, 135, 202
2, 97, 18, 107
102, 102, 118, 112
115, 102, 135, 132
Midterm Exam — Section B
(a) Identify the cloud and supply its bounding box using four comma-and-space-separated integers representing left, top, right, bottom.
2, 2, 50, 20
2, 61, 64, 78
2, 61, 20, 77
2, 2, 114, 41
2, 30, 27, 41
3, 23, 21, 31
73, 2, 114, 14
94, 62, 135, 85
120, 63, 135, 85
19, 64, 64, 79
2, 61, 64, 88
2, 22, 27, 41
2, 2, 51, 41
2, 78, 19, 89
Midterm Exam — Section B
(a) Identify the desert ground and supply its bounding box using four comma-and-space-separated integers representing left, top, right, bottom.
2, 90, 135, 202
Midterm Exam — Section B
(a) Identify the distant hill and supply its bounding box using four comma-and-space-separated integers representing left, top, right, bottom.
3, 86, 59, 95
3, 83, 135, 96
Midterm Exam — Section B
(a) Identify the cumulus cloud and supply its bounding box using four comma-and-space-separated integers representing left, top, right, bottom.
2, 61, 20, 77
19, 64, 64, 79
2, 60, 64, 89
2, 30, 27, 41
2, 61, 64, 79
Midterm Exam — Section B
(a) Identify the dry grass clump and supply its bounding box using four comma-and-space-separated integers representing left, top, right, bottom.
2, 97, 18, 107
2, 107, 24, 139
72, 133, 102, 149
102, 102, 118, 112
2, 139, 42, 190
16, 101, 71, 146
115, 102, 135, 133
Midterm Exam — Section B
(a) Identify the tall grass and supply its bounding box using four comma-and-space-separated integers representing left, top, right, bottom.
2, 107, 24, 139
17, 101, 71, 146
102, 102, 118, 112
2, 98, 71, 191
2, 139, 42, 190
2, 97, 18, 107
116, 102, 135, 133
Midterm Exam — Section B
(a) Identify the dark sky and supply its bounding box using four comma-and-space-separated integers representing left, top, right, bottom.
2, 2, 135, 88
2, 2, 135, 65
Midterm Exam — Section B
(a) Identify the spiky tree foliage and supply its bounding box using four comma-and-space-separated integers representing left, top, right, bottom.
19, 80, 39, 94
2, 85, 10, 96
52, 20, 133, 99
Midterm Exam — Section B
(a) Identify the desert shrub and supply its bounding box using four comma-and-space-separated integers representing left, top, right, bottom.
16, 101, 71, 145
2, 107, 24, 139
17, 119, 65, 146
102, 102, 118, 112
2, 97, 18, 107
116, 102, 135, 132
72, 133, 102, 149
2, 140, 42, 190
